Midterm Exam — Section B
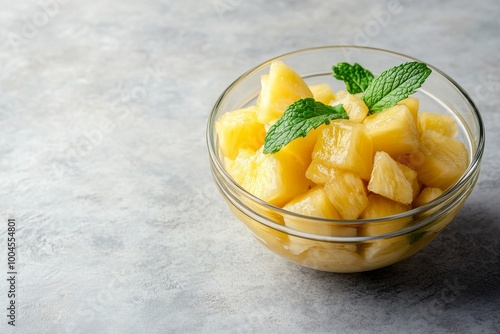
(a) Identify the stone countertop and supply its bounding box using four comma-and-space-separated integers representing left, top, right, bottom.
1, 0, 499, 333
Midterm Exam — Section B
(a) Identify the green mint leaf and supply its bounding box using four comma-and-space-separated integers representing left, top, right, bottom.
263, 98, 348, 154
362, 62, 432, 113
332, 62, 374, 94
408, 231, 426, 245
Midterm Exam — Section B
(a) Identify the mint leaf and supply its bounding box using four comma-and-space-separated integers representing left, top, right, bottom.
332, 62, 374, 94
408, 231, 426, 245
263, 98, 348, 154
362, 62, 431, 113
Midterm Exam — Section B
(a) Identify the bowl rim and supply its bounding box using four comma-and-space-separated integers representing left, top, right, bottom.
207, 45, 485, 241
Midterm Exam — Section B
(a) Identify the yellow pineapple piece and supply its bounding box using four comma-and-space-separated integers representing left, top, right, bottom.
360, 194, 412, 236
413, 187, 444, 208
410, 130, 469, 189
363, 237, 411, 267
361, 194, 411, 219
226, 148, 312, 207
285, 209, 361, 271
397, 97, 419, 125
256, 74, 268, 106
284, 186, 341, 220
368, 151, 415, 205
257, 60, 313, 124
280, 125, 324, 168
305, 160, 337, 184
312, 120, 373, 181
215, 106, 266, 159
223, 148, 253, 185
363, 104, 420, 158
418, 112, 458, 137
309, 83, 336, 104
330, 90, 369, 123
299, 243, 365, 272
360, 193, 414, 266
396, 160, 420, 200
283, 186, 359, 237
324, 169, 368, 219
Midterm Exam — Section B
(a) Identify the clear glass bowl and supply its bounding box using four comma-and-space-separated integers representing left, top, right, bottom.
206, 46, 485, 272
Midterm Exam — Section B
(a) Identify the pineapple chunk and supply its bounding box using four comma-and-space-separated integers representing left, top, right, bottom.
368, 151, 415, 205
257, 60, 313, 124
309, 83, 336, 104
360, 194, 412, 236
361, 194, 411, 219
215, 106, 266, 159
330, 90, 369, 123
396, 160, 420, 200
305, 160, 337, 184
256, 74, 268, 106
284, 186, 341, 220
361, 193, 414, 266
312, 120, 373, 181
284, 186, 359, 237
280, 125, 323, 168
226, 148, 312, 207
363, 237, 411, 267
413, 187, 444, 208
223, 149, 253, 185
324, 169, 368, 219
411, 130, 469, 189
418, 112, 458, 137
363, 104, 420, 158
300, 244, 365, 272
397, 97, 419, 125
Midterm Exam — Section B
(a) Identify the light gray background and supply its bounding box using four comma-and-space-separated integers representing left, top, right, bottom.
1, 0, 499, 333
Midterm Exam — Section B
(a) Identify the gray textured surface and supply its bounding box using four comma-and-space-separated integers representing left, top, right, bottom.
0, 0, 499, 333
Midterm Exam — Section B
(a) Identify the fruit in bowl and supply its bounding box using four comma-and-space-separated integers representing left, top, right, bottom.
207, 46, 484, 272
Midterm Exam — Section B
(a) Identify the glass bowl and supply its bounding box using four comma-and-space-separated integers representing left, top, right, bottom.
206, 46, 485, 272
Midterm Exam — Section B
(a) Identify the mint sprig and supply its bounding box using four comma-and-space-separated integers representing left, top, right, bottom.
362, 62, 431, 113
332, 62, 374, 94
263, 98, 348, 154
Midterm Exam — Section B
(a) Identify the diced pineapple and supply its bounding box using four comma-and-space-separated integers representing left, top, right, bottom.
363, 104, 420, 158
410, 130, 469, 189
309, 83, 336, 104
280, 125, 324, 168
368, 151, 415, 205
361, 194, 411, 219
284, 186, 359, 237
300, 244, 365, 272
257, 60, 313, 124
397, 97, 419, 125
324, 169, 368, 219
396, 160, 420, 200
413, 187, 444, 208
312, 120, 373, 181
256, 74, 268, 106
363, 237, 411, 267
305, 160, 337, 184
284, 186, 341, 220
360, 194, 412, 236
223, 148, 253, 185
215, 106, 266, 159
330, 90, 369, 123
418, 112, 458, 137
226, 148, 312, 207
